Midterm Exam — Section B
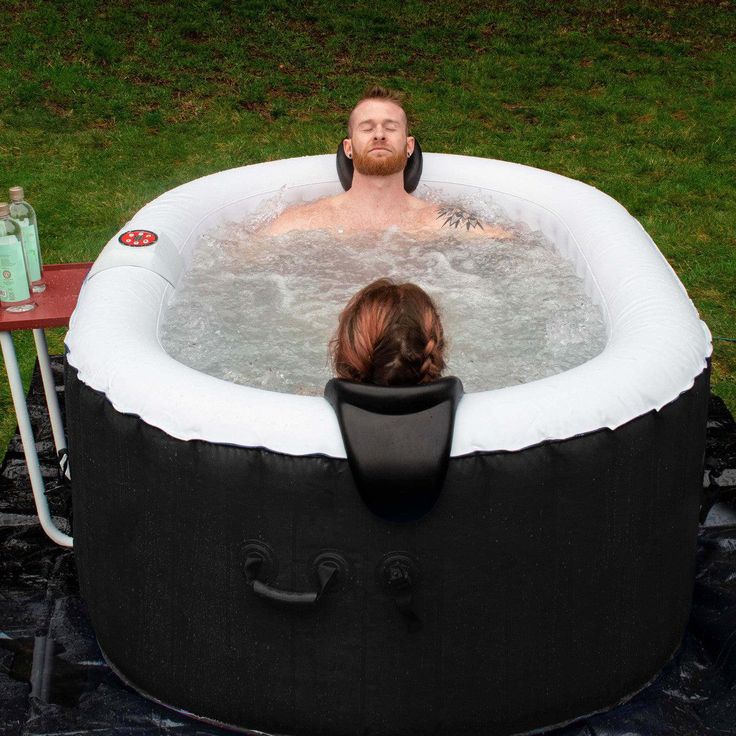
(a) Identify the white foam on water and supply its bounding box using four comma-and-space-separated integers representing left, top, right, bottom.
160, 193, 606, 394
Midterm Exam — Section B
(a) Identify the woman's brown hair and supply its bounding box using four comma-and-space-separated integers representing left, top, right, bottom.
330, 278, 446, 386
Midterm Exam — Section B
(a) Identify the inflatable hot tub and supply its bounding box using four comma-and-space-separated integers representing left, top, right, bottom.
64, 154, 711, 736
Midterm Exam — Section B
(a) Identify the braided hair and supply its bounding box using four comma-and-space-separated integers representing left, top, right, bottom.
330, 278, 446, 386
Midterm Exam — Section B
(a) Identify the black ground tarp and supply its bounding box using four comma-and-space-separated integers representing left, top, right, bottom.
1, 358, 734, 735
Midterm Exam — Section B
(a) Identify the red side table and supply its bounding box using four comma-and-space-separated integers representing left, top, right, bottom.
1, 263, 92, 547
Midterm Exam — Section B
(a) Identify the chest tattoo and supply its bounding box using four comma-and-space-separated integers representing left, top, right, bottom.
436, 205, 484, 231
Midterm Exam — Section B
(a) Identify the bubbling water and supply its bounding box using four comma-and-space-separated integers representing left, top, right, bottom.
160, 192, 606, 394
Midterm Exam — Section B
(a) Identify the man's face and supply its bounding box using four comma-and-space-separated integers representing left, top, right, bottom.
344, 99, 415, 177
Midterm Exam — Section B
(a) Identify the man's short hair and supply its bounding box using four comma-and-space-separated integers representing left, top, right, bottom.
348, 85, 408, 135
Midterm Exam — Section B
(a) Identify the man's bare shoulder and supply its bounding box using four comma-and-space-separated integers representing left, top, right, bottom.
262, 195, 346, 236
417, 202, 513, 239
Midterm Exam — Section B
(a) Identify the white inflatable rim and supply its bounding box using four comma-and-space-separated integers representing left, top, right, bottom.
65, 153, 712, 458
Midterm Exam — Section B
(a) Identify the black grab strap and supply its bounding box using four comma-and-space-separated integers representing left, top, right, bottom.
324, 377, 463, 522
336, 140, 423, 193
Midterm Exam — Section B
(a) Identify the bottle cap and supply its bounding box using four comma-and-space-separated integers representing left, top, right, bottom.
9, 186, 24, 202
0, 203, 10, 217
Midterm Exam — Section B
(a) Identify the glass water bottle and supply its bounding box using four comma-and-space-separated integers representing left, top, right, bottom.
0, 202, 36, 312
9, 186, 45, 293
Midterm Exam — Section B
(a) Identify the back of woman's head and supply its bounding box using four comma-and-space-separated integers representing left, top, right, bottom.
331, 278, 446, 386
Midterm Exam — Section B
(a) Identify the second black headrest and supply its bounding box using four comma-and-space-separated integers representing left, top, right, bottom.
324, 376, 463, 523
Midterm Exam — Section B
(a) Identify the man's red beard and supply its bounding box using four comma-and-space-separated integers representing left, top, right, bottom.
352, 146, 407, 176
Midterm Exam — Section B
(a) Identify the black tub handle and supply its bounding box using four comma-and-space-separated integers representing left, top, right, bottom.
251, 563, 336, 606
243, 544, 347, 607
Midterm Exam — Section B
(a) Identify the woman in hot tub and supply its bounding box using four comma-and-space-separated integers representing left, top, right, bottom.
330, 278, 446, 386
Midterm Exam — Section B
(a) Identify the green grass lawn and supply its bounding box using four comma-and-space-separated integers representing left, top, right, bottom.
1, 0, 734, 449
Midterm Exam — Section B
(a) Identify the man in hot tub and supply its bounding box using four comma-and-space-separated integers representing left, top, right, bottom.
264, 86, 509, 238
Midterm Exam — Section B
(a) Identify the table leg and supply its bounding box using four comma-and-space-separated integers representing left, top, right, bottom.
0, 330, 73, 547
32, 328, 70, 479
